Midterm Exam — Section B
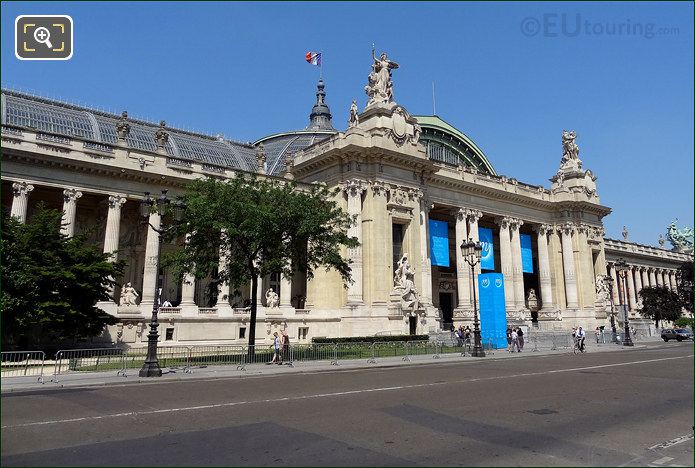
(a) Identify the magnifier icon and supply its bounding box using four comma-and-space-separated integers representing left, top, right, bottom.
33, 27, 53, 49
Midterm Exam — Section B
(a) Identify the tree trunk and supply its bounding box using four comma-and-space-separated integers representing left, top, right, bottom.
248, 272, 258, 357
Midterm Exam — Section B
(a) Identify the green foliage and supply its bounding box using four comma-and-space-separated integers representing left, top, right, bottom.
676, 260, 693, 313
312, 334, 429, 343
163, 176, 358, 348
674, 317, 694, 329
1, 205, 123, 348
638, 286, 683, 328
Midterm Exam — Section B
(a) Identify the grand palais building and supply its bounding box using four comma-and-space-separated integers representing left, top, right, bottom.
1, 57, 691, 347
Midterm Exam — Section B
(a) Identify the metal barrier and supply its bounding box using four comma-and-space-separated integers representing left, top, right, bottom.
1, 351, 46, 383
52, 348, 126, 382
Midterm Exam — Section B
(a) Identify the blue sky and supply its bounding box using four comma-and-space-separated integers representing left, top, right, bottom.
2, 1, 693, 246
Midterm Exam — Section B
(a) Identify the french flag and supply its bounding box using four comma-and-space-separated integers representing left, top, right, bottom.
305, 51, 322, 66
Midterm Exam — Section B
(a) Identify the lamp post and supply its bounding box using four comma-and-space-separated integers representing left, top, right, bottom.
460, 238, 485, 357
604, 275, 618, 343
614, 258, 634, 347
138, 190, 186, 377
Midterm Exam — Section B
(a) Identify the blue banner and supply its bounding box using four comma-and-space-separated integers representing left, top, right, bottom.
478, 227, 494, 271
521, 233, 534, 273
478, 273, 508, 349
429, 220, 450, 267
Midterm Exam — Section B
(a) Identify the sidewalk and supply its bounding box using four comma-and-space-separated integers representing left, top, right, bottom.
1, 340, 651, 394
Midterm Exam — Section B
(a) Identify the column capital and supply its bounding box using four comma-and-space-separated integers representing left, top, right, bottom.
576, 223, 591, 235
454, 208, 467, 222
509, 217, 523, 230
369, 180, 390, 198
495, 216, 513, 230
12, 181, 34, 197
559, 222, 576, 235
534, 223, 553, 236
341, 178, 367, 197
63, 188, 83, 203
466, 209, 483, 223
108, 194, 127, 209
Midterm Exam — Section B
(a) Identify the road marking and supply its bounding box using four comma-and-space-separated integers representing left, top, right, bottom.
649, 433, 694, 451
2, 354, 691, 430
652, 457, 674, 465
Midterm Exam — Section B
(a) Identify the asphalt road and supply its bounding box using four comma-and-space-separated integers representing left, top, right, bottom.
2, 342, 693, 466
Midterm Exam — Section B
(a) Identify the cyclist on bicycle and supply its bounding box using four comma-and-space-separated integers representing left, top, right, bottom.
576, 326, 586, 352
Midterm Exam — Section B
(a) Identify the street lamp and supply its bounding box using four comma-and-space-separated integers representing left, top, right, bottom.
604, 275, 618, 343
460, 238, 485, 357
138, 190, 186, 377
614, 258, 634, 347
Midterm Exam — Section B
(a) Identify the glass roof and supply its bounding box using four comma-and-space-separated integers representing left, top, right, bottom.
1, 90, 255, 172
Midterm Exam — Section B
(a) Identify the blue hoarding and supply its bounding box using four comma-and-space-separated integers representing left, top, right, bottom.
479, 227, 494, 271
429, 220, 450, 267
520, 233, 534, 273
478, 273, 508, 349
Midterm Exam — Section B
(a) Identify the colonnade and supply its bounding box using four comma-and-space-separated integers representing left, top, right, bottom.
607, 261, 679, 311
8, 180, 297, 312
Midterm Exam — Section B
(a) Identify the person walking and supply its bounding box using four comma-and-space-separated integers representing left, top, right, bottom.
268, 332, 281, 364
576, 326, 586, 352
506, 327, 512, 351
517, 327, 524, 351
281, 329, 290, 363
594, 327, 601, 343
511, 328, 520, 352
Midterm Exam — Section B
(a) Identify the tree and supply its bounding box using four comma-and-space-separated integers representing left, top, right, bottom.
0, 205, 123, 348
675, 260, 693, 315
638, 286, 682, 328
164, 176, 358, 353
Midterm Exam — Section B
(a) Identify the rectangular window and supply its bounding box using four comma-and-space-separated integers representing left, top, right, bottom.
239, 327, 246, 339
298, 327, 309, 341
392, 223, 404, 273
165, 328, 174, 341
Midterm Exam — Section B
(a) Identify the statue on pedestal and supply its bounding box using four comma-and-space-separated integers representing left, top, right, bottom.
119, 282, 139, 306
365, 48, 399, 107
526, 288, 539, 311
666, 220, 694, 253
348, 100, 359, 128
265, 288, 279, 309
393, 253, 421, 312
559, 130, 582, 172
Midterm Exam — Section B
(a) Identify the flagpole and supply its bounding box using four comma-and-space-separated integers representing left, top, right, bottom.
319, 51, 323, 80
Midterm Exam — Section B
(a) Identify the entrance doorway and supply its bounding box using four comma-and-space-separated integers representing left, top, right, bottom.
439, 292, 453, 330
409, 316, 417, 335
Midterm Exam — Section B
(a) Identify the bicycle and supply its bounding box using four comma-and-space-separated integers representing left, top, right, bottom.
573, 337, 586, 354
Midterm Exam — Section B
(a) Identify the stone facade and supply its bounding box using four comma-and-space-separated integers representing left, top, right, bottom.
1, 75, 691, 347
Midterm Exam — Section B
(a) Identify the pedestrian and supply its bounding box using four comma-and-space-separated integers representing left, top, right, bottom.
464, 326, 472, 345
506, 327, 512, 351
511, 328, 520, 352
267, 332, 281, 364
517, 327, 524, 351
455, 328, 463, 347
282, 329, 290, 363
594, 327, 601, 343
576, 326, 586, 352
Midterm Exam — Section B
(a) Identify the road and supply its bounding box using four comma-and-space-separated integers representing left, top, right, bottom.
2, 342, 693, 466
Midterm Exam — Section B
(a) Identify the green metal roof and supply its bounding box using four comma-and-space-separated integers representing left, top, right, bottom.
415, 115, 497, 175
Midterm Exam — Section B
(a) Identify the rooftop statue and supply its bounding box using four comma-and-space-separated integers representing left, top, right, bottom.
666, 220, 694, 253
559, 130, 582, 171
365, 48, 399, 107
348, 99, 359, 128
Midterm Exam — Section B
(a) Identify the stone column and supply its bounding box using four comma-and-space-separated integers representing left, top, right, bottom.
180, 233, 196, 308
661, 270, 669, 289
559, 223, 579, 309
454, 208, 471, 311
634, 266, 643, 300
61, 188, 83, 237
418, 195, 433, 306
280, 273, 292, 309
609, 263, 619, 303
140, 211, 161, 307
535, 224, 554, 311
626, 266, 637, 310
669, 271, 677, 290
641, 268, 650, 292
509, 218, 526, 311
10, 182, 34, 223
655, 269, 663, 287
342, 179, 366, 304
496, 217, 515, 312
467, 210, 483, 307
103, 195, 126, 260
216, 241, 230, 308
648, 268, 657, 288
